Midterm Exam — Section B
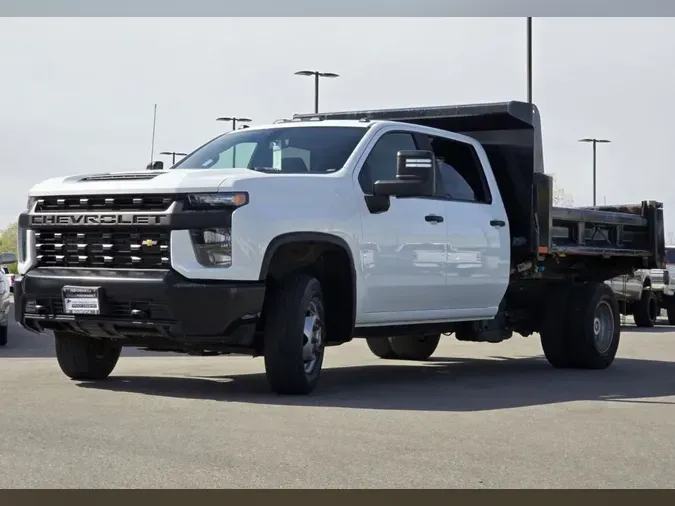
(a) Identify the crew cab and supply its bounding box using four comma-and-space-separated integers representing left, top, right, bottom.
14, 101, 665, 395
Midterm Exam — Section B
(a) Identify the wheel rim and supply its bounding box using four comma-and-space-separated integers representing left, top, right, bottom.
302, 297, 324, 375
593, 300, 615, 354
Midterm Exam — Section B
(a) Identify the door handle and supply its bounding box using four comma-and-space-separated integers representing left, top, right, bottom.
425, 214, 444, 224
490, 219, 506, 227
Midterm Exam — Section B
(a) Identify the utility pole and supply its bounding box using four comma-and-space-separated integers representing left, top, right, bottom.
578, 138, 611, 206
526, 17, 533, 103
294, 70, 340, 113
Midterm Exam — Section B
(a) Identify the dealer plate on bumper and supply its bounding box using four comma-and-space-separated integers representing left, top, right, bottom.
62, 286, 102, 315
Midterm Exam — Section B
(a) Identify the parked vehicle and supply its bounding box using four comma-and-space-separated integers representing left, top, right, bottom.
1, 266, 15, 293
0, 252, 17, 346
606, 266, 671, 327
14, 101, 665, 394
659, 246, 675, 324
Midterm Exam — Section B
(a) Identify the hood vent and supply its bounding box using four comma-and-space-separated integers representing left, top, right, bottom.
79, 172, 165, 182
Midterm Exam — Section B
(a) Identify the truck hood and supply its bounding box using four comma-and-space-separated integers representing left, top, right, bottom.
28, 168, 259, 196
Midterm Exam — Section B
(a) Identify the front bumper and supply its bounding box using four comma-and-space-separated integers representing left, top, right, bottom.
15, 268, 265, 348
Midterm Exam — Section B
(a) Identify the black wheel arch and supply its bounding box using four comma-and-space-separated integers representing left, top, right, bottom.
259, 231, 358, 336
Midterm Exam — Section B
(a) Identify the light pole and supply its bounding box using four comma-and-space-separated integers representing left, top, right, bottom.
216, 116, 252, 167
526, 17, 532, 103
578, 138, 611, 206
159, 151, 188, 165
294, 70, 340, 113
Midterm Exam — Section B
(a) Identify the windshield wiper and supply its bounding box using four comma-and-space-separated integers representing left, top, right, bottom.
248, 167, 282, 173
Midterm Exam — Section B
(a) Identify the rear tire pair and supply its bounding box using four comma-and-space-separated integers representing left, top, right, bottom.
632, 288, 659, 328
540, 282, 621, 369
366, 334, 441, 361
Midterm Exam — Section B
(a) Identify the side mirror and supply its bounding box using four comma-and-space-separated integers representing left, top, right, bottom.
146, 160, 164, 171
0, 252, 17, 266
372, 150, 436, 198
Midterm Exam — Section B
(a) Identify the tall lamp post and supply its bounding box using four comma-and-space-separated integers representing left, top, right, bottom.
159, 151, 188, 165
216, 116, 252, 167
294, 70, 339, 113
527, 17, 532, 103
578, 138, 611, 206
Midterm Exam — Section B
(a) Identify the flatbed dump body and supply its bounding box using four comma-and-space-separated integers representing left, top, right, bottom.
294, 101, 665, 278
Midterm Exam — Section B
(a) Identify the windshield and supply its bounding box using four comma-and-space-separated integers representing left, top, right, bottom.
667, 248, 675, 264
173, 125, 368, 174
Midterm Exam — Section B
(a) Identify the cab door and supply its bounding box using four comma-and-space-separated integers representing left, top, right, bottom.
355, 128, 449, 324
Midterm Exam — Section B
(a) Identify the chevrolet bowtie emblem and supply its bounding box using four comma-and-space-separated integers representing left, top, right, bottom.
141, 239, 158, 247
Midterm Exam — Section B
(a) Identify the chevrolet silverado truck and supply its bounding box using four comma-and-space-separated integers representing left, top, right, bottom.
606, 266, 671, 327
14, 101, 665, 395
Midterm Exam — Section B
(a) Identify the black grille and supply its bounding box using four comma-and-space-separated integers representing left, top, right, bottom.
26, 297, 175, 321
35, 194, 175, 212
35, 230, 170, 269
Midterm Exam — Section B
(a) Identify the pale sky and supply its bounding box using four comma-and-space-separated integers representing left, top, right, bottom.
1, 17, 674, 238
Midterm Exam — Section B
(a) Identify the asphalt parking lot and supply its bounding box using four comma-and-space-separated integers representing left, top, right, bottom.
1, 304, 675, 489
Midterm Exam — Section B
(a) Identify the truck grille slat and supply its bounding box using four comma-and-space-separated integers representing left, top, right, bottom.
35, 230, 171, 269
26, 298, 175, 321
35, 194, 174, 212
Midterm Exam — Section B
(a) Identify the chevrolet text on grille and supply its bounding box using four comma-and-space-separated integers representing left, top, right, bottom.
30, 214, 170, 226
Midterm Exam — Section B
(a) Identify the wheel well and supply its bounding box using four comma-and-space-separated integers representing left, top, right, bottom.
260, 236, 356, 345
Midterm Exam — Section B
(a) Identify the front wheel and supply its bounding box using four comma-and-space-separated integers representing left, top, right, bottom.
54, 331, 122, 380
263, 273, 326, 395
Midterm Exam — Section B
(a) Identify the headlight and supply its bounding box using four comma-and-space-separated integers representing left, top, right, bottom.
26, 196, 37, 210
190, 228, 232, 267
186, 192, 248, 210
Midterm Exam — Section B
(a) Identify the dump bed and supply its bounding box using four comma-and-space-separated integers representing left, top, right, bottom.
294, 101, 665, 274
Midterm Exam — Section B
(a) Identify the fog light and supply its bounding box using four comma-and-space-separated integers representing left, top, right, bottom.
190, 228, 232, 267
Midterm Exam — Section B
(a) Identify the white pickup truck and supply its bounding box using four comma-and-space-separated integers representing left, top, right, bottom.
14, 101, 666, 395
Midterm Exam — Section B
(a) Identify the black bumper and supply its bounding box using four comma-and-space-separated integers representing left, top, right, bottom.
15, 268, 266, 347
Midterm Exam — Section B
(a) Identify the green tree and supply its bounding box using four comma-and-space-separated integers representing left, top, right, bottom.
0, 221, 18, 274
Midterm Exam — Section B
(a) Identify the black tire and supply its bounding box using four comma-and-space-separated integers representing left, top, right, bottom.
540, 284, 575, 368
0, 325, 7, 347
565, 282, 621, 369
664, 296, 675, 325
632, 288, 658, 328
366, 337, 398, 359
263, 273, 326, 395
54, 331, 121, 380
389, 333, 441, 361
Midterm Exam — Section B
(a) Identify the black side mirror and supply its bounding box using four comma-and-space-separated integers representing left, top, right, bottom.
146, 161, 164, 171
372, 150, 436, 198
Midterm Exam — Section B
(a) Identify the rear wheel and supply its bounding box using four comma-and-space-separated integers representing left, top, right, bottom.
539, 285, 575, 368
366, 337, 397, 359
541, 282, 620, 369
0, 325, 7, 347
633, 287, 658, 328
54, 331, 122, 380
664, 296, 675, 325
366, 334, 441, 361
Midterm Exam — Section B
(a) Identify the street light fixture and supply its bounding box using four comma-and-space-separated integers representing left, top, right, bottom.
294, 70, 340, 113
216, 116, 252, 130
578, 138, 611, 207
159, 151, 188, 165
216, 116, 253, 167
